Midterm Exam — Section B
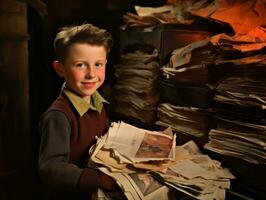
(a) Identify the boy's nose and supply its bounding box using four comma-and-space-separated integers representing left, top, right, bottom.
85, 66, 96, 78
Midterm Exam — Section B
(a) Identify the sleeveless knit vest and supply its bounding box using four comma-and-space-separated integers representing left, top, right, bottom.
45, 92, 109, 167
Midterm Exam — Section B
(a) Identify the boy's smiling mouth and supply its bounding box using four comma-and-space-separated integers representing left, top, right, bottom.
82, 81, 96, 88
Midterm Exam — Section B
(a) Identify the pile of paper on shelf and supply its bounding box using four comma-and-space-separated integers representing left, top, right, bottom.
156, 103, 212, 137
204, 77, 266, 165
88, 121, 235, 200
114, 48, 160, 123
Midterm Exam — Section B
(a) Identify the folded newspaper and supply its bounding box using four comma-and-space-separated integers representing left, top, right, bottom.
102, 121, 176, 164
89, 121, 235, 200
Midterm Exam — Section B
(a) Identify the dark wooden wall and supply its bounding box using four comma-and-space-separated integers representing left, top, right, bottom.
0, 1, 34, 199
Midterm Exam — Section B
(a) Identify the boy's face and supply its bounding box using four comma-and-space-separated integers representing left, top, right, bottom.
55, 43, 107, 101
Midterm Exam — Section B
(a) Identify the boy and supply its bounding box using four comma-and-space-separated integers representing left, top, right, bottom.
38, 24, 119, 200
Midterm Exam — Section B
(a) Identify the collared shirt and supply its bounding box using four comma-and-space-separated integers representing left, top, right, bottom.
62, 84, 108, 116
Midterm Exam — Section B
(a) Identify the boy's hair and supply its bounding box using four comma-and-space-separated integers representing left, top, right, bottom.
54, 23, 113, 62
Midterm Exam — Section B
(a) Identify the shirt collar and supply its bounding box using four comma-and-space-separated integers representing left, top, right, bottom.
62, 83, 108, 116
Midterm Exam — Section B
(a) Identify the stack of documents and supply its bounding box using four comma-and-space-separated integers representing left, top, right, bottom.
122, 5, 180, 28
114, 48, 160, 123
162, 40, 215, 85
89, 121, 234, 200
204, 77, 266, 164
162, 33, 266, 84
122, 3, 233, 32
155, 103, 213, 137
156, 38, 216, 138
89, 121, 176, 171
158, 32, 266, 141
153, 141, 235, 200
123, 1, 266, 38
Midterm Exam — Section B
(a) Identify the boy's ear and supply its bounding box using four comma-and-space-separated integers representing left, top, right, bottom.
53, 60, 65, 78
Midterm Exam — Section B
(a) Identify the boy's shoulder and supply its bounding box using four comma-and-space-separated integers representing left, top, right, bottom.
41, 92, 74, 118
50, 92, 72, 112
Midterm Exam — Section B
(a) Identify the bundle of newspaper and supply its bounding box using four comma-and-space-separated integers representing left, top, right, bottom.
114, 48, 160, 123
89, 121, 234, 200
96, 168, 170, 200
204, 77, 266, 165
162, 33, 266, 85
89, 121, 175, 200
155, 103, 212, 137
122, 5, 180, 28
89, 121, 176, 171
153, 141, 235, 200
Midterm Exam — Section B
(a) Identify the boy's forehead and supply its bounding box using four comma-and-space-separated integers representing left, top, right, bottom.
63, 44, 107, 61
68, 43, 107, 51
69, 42, 92, 47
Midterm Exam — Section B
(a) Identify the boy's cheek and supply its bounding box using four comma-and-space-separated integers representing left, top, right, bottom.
100, 74, 105, 83
98, 69, 106, 81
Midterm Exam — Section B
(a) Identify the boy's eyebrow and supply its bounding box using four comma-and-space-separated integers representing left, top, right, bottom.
73, 59, 106, 62
95, 59, 107, 62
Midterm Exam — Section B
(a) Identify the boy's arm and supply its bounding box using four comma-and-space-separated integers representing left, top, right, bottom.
39, 111, 100, 192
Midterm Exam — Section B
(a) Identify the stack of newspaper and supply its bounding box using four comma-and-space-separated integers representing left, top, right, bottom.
154, 141, 235, 200
114, 48, 160, 123
156, 103, 212, 137
89, 121, 234, 200
204, 77, 266, 165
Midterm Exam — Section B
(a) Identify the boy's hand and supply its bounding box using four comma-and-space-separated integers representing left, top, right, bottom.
99, 172, 120, 191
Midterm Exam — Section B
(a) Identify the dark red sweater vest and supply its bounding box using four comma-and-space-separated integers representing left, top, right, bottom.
47, 92, 109, 167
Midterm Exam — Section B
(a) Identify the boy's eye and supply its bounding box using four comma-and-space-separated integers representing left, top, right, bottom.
76, 63, 86, 68
95, 63, 105, 68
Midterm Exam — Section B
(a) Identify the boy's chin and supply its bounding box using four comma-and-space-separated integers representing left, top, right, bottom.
83, 90, 97, 96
